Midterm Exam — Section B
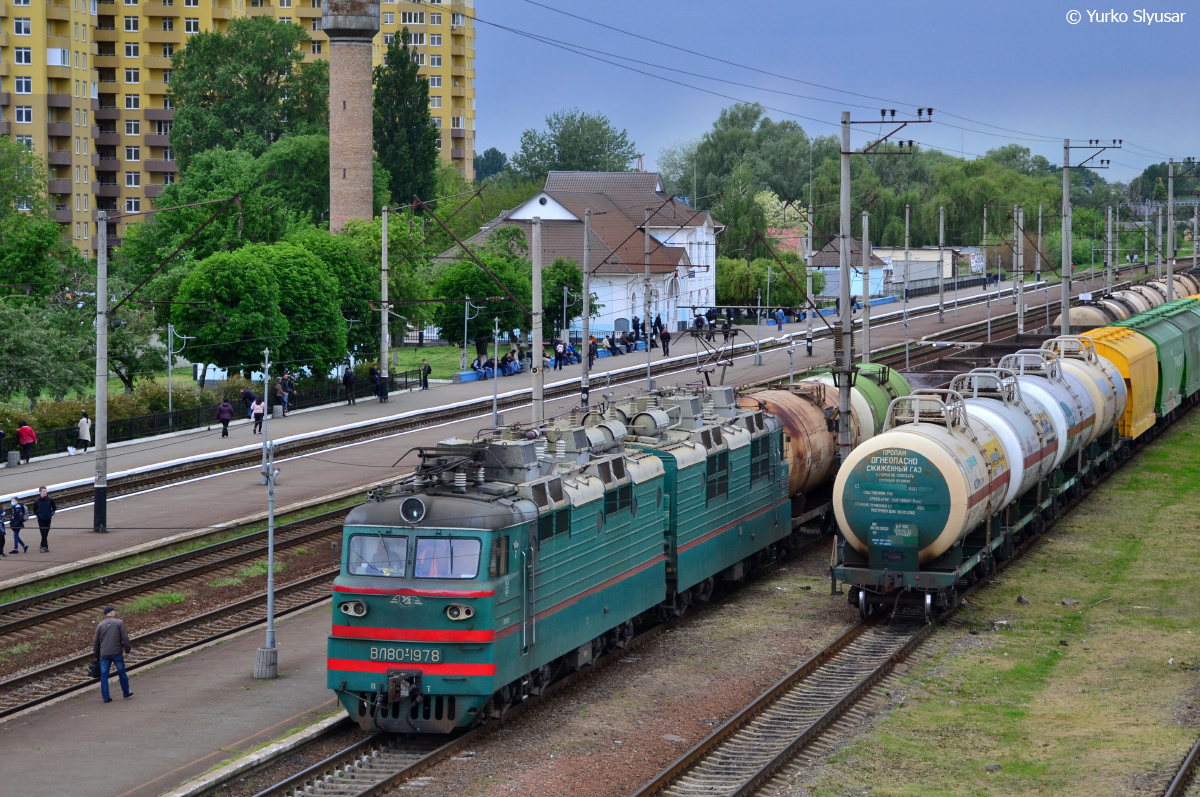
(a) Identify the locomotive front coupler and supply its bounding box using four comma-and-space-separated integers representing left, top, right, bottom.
387, 670, 423, 704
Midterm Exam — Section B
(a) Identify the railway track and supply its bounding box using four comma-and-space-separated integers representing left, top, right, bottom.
0, 508, 347, 638
0, 571, 335, 719
1164, 736, 1200, 797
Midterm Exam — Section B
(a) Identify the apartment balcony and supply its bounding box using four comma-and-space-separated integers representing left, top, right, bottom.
143, 108, 174, 121
46, 3, 71, 21
145, 184, 164, 198
93, 236, 122, 250
0, 91, 9, 106
0, 31, 8, 48
144, 55, 173, 69
144, 133, 170, 147
0, 60, 8, 77
54, 207, 73, 223
246, 3, 273, 17
95, 55, 119, 69
450, 66, 467, 78
48, 179, 72, 195
93, 28, 120, 42
295, 4, 319, 16
93, 156, 120, 172
0, 2, 8, 18
93, 182, 122, 197
0, 121, 8, 135
212, 3, 232, 19
450, 127, 465, 138
95, 106, 121, 120
47, 64, 71, 79
47, 34, 70, 50
94, 130, 120, 146
449, 147, 466, 160
143, 81, 169, 95
47, 122, 72, 137
143, 3, 180, 16
450, 85, 466, 97
48, 150, 73, 166
145, 159, 177, 173
143, 30, 181, 43
46, 93, 73, 108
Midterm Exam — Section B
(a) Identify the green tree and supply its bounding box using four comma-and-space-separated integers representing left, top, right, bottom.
171, 249, 289, 374
0, 138, 71, 296
256, 134, 331, 225
475, 147, 508, 183
338, 214, 435, 327
542, 257, 600, 337
715, 163, 770, 259
264, 242, 347, 377
168, 17, 328, 169
286, 227, 377, 356
511, 109, 637, 181
374, 29, 439, 207
432, 227, 532, 356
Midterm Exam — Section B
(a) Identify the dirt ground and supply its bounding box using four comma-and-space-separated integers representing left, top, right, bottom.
377, 543, 858, 797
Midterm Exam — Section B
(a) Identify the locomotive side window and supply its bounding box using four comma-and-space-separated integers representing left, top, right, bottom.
488, 535, 509, 578
348, 534, 408, 577
414, 538, 481, 579
706, 451, 730, 503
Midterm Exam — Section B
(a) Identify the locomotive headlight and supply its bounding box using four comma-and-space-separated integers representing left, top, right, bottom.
340, 600, 368, 618
445, 603, 474, 621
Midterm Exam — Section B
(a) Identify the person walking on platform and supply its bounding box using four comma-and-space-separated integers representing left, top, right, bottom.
77, 411, 92, 453
240, 388, 258, 420
216, 400, 234, 438
554, 341, 566, 370
16, 421, 36, 464
661, 328, 671, 357
588, 337, 598, 369
8, 499, 27, 554
251, 398, 265, 435
33, 487, 55, 552
342, 367, 356, 404
0, 504, 7, 558
93, 606, 132, 702
775, 308, 786, 333
420, 358, 432, 390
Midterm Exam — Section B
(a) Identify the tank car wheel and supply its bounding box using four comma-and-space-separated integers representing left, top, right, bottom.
858, 588, 873, 620
923, 592, 934, 622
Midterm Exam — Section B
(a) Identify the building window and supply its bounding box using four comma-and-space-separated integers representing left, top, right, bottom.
126, 146, 141, 161
164, 173, 175, 185
162, 69, 172, 83
278, 0, 290, 6
126, 171, 141, 187
74, 108, 80, 125
126, 197, 141, 213
430, 116, 441, 128
83, 165, 88, 182
429, 96, 441, 108
382, 33, 393, 44
412, 52, 425, 65
429, 54, 441, 67
125, 119, 140, 135
185, 0, 198, 5
429, 12, 441, 25
434, 137, 442, 149
75, 165, 81, 183
162, 17, 173, 30
162, 44, 175, 57
14, 0, 30, 5
401, 11, 424, 24
15, 48, 32, 65
125, 42, 139, 57
429, 75, 441, 88
125, 0, 137, 5
16, 106, 33, 123
311, 41, 322, 54
452, 12, 464, 26
83, 137, 88, 155
311, 19, 320, 30
15, 76, 32, 94
125, 68, 140, 84
15, 18, 32, 35
429, 34, 441, 46
408, 32, 425, 45
184, 18, 199, 32
163, 97, 174, 109
16, 135, 33, 148
163, 147, 173, 161
156, 120, 172, 134
451, 116, 463, 129
124, 16, 138, 31
382, 12, 393, 24
125, 94, 140, 109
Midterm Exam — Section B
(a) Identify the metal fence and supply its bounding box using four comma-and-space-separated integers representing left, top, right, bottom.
882, 275, 990, 299
8, 369, 422, 461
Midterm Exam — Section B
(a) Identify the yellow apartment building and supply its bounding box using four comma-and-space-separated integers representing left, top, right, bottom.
0, 0, 476, 253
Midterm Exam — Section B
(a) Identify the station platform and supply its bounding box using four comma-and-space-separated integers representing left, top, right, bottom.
0, 277, 1096, 586
0, 602, 335, 797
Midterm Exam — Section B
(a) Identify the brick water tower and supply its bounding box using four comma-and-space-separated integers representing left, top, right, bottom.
323, 0, 379, 232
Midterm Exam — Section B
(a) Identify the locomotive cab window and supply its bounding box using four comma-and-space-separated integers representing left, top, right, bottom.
348, 534, 408, 577
488, 535, 509, 578
537, 508, 571, 547
414, 537, 481, 579
750, 437, 771, 483
706, 451, 730, 503
604, 484, 633, 517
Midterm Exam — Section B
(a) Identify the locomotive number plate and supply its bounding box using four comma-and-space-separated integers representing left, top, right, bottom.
369, 646, 442, 663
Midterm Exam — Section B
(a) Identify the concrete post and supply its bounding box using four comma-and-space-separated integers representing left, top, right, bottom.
324, 0, 379, 232
94, 212, 108, 533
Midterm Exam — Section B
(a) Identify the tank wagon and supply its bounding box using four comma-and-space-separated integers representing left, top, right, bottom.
1053, 273, 1200, 330
833, 295, 1200, 618
326, 382, 903, 733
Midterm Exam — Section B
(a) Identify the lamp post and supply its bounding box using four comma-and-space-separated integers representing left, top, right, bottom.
253, 439, 279, 679
460, 297, 483, 371
166, 323, 195, 428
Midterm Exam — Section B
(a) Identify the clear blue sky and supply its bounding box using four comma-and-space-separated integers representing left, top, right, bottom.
474, 0, 1195, 180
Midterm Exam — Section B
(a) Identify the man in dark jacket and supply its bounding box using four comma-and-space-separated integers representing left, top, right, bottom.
93, 606, 133, 702
420, 358, 432, 390
240, 388, 258, 420
216, 400, 234, 438
342, 368, 356, 404
33, 487, 56, 550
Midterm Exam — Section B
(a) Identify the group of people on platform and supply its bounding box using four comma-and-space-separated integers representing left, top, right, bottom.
470, 349, 527, 380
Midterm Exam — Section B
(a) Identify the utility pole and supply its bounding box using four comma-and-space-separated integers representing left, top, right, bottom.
1145, 206, 1150, 275
837, 111, 853, 464
765, 262, 772, 319
1105, 205, 1113, 294
380, 207, 389, 402
1036, 203, 1042, 283
166, 323, 194, 427
754, 286, 762, 365
861, 211, 870, 363
94, 212, 108, 533
1016, 206, 1025, 334
491, 317, 500, 426
253, 438, 278, 680
581, 209, 591, 407
461, 297, 470, 371
260, 347, 271, 485
1061, 139, 1072, 336
1194, 206, 1198, 273
982, 204, 988, 290
805, 205, 814, 357
531, 216, 544, 422
938, 206, 945, 323
904, 203, 911, 368
1167, 158, 1175, 301
643, 207, 653, 386
1157, 208, 1163, 282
